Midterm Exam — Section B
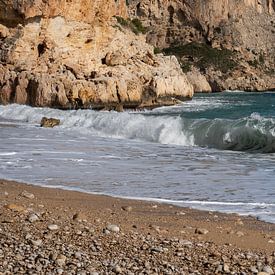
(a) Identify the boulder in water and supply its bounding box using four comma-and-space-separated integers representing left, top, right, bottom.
40, 117, 60, 128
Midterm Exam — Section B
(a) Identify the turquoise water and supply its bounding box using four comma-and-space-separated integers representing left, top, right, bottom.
149, 92, 275, 153
0, 91, 275, 222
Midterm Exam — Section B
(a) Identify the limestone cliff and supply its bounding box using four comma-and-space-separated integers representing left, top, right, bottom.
128, 0, 275, 92
0, 0, 193, 110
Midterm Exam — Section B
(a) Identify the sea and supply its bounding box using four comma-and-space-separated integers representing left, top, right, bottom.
0, 91, 274, 223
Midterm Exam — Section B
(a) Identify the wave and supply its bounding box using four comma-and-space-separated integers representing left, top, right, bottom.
1, 104, 275, 153
186, 112, 275, 153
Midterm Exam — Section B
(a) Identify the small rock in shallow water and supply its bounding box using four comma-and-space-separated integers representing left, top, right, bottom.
20, 190, 35, 199
47, 224, 59, 231
106, 224, 120, 233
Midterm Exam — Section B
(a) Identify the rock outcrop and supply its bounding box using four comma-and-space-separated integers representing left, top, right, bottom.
0, 0, 193, 110
128, 0, 275, 92
40, 117, 60, 128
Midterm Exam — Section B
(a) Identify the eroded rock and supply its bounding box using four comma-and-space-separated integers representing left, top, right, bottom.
0, 0, 193, 110
40, 117, 60, 128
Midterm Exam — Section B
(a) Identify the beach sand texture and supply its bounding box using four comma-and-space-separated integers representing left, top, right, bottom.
0, 180, 274, 274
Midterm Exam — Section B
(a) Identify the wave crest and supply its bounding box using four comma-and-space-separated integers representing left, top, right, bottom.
0, 105, 275, 153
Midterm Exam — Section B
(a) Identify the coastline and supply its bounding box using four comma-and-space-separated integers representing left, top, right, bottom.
0, 179, 274, 273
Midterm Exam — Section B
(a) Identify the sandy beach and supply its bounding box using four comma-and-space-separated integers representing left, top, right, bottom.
0, 179, 274, 274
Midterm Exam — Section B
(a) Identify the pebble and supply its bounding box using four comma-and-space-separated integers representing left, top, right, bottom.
28, 213, 39, 223
223, 263, 230, 272
56, 255, 67, 266
262, 266, 274, 274
113, 265, 122, 273
73, 213, 86, 222
4, 204, 26, 212
251, 266, 259, 273
47, 224, 59, 231
20, 190, 35, 199
106, 224, 120, 233
151, 247, 163, 253
31, 239, 42, 246
195, 228, 209, 235
179, 240, 193, 247
236, 231, 245, 237
121, 206, 133, 212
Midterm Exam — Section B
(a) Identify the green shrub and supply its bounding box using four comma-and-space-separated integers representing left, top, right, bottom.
154, 47, 162, 54
114, 16, 129, 27
131, 18, 147, 34
180, 62, 192, 73
163, 42, 237, 73
114, 16, 147, 35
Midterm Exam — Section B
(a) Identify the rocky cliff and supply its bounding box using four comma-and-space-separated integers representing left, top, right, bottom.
0, 0, 193, 110
128, 0, 275, 92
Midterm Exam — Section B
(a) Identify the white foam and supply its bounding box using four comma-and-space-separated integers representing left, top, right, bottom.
0, 152, 17, 156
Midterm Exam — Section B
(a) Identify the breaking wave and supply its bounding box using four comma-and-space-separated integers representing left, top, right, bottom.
1, 104, 275, 153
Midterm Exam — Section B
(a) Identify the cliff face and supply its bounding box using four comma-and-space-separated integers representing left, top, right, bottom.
0, 0, 193, 110
0, 0, 127, 26
128, 0, 275, 91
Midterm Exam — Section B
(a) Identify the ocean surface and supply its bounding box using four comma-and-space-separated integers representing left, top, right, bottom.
0, 91, 275, 223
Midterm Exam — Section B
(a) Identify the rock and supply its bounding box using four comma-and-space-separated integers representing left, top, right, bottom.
186, 69, 212, 93
47, 224, 59, 231
20, 190, 35, 199
40, 117, 60, 128
31, 239, 42, 246
195, 228, 209, 235
127, 0, 275, 92
151, 247, 163, 253
4, 204, 26, 212
262, 266, 274, 274
0, 24, 9, 38
251, 266, 259, 273
74, 252, 82, 259
179, 240, 193, 247
236, 231, 245, 237
121, 206, 133, 212
73, 213, 86, 222
56, 255, 67, 267
223, 263, 230, 273
0, 0, 194, 110
113, 265, 122, 273
25, 233, 32, 240
106, 224, 120, 233
28, 213, 39, 223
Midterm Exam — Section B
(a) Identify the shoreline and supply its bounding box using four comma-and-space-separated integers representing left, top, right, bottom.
0, 179, 274, 273
4, 177, 275, 225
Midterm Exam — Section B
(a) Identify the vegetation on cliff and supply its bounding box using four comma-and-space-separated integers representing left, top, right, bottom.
163, 42, 237, 73
115, 16, 147, 34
